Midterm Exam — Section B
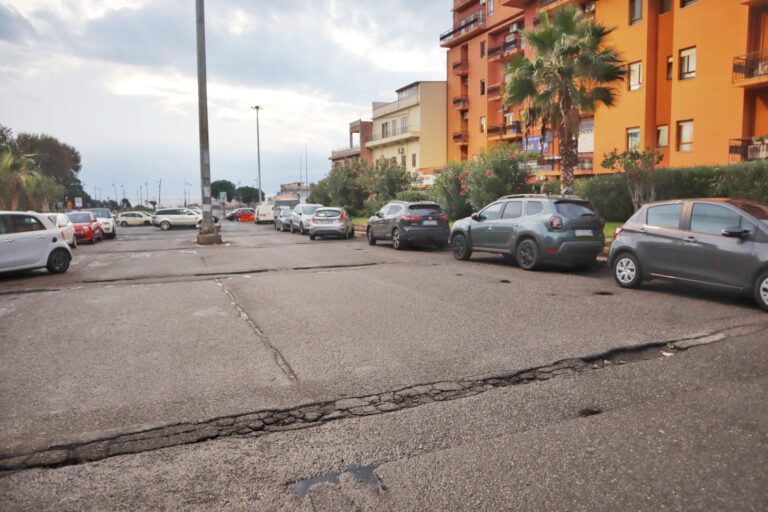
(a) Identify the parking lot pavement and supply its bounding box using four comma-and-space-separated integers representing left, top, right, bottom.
1, 222, 766, 471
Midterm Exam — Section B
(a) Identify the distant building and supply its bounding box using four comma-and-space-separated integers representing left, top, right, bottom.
280, 181, 310, 202
329, 119, 373, 166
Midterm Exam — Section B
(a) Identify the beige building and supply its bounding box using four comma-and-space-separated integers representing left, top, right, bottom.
366, 81, 447, 185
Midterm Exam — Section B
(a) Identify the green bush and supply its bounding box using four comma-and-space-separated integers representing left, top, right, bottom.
575, 160, 768, 221
395, 189, 437, 203
433, 161, 474, 221
466, 144, 535, 211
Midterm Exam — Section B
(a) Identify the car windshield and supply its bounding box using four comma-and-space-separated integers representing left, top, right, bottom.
302, 205, 321, 215
315, 209, 341, 218
408, 204, 442, 215
68, 213, 91, 223
279, 210, 291, 218
555, 201, 596, 218
87, 209, 111, 219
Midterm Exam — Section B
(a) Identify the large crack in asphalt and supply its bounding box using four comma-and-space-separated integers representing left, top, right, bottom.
2, 321, 765, 474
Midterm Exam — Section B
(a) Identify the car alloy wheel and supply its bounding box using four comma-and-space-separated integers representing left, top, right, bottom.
367, 228, 376, 245
613, 253, 643, 289
120, 221, 127, 227
756, 272, 768, 311
516, 239, 539, 271
392, 228, 402, 250
451, 234, 471, 261
47, 249, 71, 274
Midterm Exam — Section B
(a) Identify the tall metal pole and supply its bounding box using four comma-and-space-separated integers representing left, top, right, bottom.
251, 106, 262, 206
157, 179, 162, 208
195, 0, 220, 243
305, 143, 308, 187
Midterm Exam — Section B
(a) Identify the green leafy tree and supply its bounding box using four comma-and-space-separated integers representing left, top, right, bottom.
15, 132, 82, 190
235, 186, 265, 204
326, 160, 370, 215
211, 180, 236, 202
433, 162, 473, 221
308, 179, 332, 206
465, 144, 535, 211
504, 5, 625, 195
0, 151, 38, 210
602, 148, 663, 211
364, 159, 412, 204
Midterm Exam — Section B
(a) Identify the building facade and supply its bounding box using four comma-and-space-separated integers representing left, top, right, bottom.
366, 81, 448, 185
443, 0, 761, 178
329, 119, 373, 167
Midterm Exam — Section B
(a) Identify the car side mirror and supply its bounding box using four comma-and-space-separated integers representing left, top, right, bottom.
721, 226, 750, 238
376, 212, 384, 218
471, 212, 482, 221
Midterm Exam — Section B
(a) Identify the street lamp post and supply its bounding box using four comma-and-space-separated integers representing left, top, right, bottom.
195, 0, 221, 244
251, 105, 262, 205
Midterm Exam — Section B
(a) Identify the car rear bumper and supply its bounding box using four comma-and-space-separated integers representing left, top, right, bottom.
544, 240, 604, 264
401, 226, 450, 244
309, 225, 348, 237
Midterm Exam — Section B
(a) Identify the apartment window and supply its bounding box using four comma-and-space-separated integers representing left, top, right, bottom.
681, 0, 697, 7
677, 120, 693, 152
657, 125, 669, 148
504, 112, 515, 126
629, 0, 642, 25
391, 119, 398, 135
628, 62, 642, 91
382, 123, 389, 138
400, 116, 408, 133
488, 0, 494, 17
679, 47, 696, 79
401, 155, 406, 168
412, 153, 417, 168
627, 127, 641, 151
660, 0, 672, 13
480, 41, 486, 58
480, 79, 486, 95
480, 116, 487, 133
666, 56, 673, 80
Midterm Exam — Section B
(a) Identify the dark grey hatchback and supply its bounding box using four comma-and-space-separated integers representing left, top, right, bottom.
609, 198, 768, 311
367, 201, 450, 249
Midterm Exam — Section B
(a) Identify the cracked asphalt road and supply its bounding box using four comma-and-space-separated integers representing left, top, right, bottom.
1, 222, 766, 509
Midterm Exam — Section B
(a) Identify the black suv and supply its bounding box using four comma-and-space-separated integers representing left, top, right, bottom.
449, 194, 605, 270
367, 201, 450, 250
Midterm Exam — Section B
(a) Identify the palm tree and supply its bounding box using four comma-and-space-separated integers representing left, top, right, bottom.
504, 5, 625, 194
0, 151, 39, 210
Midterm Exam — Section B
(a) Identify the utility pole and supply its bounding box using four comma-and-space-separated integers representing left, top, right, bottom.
112, 182, 118, 206
121, 184, 126, 207
157, 179, 162, 208
251, 106, 262, 205
145, 181, 149, 206
195, 0, 220, 243
305, 143, 308, 187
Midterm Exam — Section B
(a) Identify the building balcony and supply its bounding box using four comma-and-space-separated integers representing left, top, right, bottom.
453, 0, 479, 10
452, 95, 470, 111
729, 138, 768, 161
452, 59, 469, 77
330, 145, 362, 160
487, 83, 504, 102
488, 38, 524, 62
488, 122, 523, 140
367, 126, 421, 148
501, 0, 528, 7
536, 0, 594, 14
453, 131, 469, 144
440, 10, 485, 47
733, 51, 768, 88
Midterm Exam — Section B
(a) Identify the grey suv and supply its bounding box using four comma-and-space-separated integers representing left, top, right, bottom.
609, 198, 768, 311
450, 195, 605, 270
367, 201, 450, 250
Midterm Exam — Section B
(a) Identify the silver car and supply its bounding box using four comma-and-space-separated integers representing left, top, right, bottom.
291, 203, 323, 235
609, 198, 768, 311
151, 208, 201, 230
46, 213, 77, 248
308, 207, 355, 240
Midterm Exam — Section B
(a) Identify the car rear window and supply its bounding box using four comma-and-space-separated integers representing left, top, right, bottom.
728, 201, 768, 223
315, 210, 341, 218
302, 205, 321, 215
646, 203, 683, 229
408, 204, 442, 215
87, 209, 111, 219
555, 201, 596, 218
69, 213, 91, 223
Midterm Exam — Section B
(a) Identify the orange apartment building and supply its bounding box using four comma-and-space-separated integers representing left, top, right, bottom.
443, 0, 766, 179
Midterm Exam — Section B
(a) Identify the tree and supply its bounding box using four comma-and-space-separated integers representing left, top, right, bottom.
504, 5, 625, 195
465, 144, 535, 211
602, 148, 663, 211
211, 180, 236, 202
0, 151, 38, 210
235, 186, 264, 204
433, 162, 474, 221
15, 132, 82, 190
364, 159, 412, 206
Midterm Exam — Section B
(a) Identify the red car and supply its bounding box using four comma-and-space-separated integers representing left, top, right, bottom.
235, 209, 255, 223
67, 211, 103, 244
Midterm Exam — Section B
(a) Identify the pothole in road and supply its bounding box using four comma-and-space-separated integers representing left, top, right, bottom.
593, 291, 614, 296
290, 464, 381, 498
499, 279, 511, 284
578, 407, 603, 418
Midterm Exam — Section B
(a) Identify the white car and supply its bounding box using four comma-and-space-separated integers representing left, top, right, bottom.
46, 213, 77, 248
117, 212, 152, 226
151, 208, 202, 230
84, 208, 117, 239
0, 211, 73, 274
254, 204, 275, 224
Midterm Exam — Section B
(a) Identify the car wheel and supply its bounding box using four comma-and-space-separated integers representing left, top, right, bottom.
290, 223, 295, 233
347, 229, 355, 239
71, 237, 77, 249
516, 239, 540, 271
120, 221, 127, 227
309, 234, 316, 241
613, 252, 643, 289
160, 221, 171, 231
144, 220, 151, 226
46, 249, 71, 274
367, 228, 376, 245
754, 271, 768, 312
391, 228, 404, 250
451, 233, 472, 261
299, 223, 306, 235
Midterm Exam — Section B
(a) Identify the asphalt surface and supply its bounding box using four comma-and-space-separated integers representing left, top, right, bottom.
1, 220, 766, 509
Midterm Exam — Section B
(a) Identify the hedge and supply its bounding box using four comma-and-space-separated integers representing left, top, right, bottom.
575, 160, 768, 221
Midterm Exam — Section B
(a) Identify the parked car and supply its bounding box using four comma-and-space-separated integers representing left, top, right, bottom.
450, 195, 605, 269
609, 198, 768, 311
236, 209, 255, 222
46, 213, 76, 248
291, 204, 324, 234
151, 208, 202, 230
255, 204, 275, 224
308, 207, 355, 240
225, 208, 253, 222
367, 201, 450, 250
117, 212, 152, 226
0, 211, 72, 274
68, 211, 103, 244
274, 208, 292, 231
84, 208, 117, 239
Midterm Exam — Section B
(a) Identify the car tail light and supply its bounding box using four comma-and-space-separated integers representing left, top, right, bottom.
439, 214, 449, 222
615, 225, 624, 237
549, 215, 563, 230
338, 212, 346, 221
402, 213, 421, 223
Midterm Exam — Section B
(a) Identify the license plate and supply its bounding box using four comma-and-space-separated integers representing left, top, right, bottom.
423, 220, 437, 226
575, 229, 593, 237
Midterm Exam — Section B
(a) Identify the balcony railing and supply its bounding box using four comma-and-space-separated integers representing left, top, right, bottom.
370, 125, 420, 142
733, 51, 768, 84
488, 38, 524, 61
488, 122, 522, 139
452, 96, 470, 110
727, 137, 768, 162
453, 131, 469, 144
453, 0, 477, 10
487, 83, 504, 101
440, 11, 485, 45
330, 145, 362, 159
452, 59, 469, 76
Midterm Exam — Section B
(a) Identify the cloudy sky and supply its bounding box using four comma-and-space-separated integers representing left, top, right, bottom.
0, 0, 451, 204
